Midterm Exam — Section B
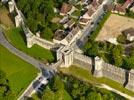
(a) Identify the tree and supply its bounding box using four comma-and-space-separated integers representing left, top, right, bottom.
117, 34, 126, 44
86, 42, 99, 57
86, 92, 103, 100
42, 27, 54, 41
111, 45, 124, 67
53, 75, 64, 91
55, 89, 72, 100
0, 70, 14, 99
123, 56, 134, 69
16, 0, 56, 40
42, 86, 55, 100
117, 0, 126, 4
27, 17, 38, 33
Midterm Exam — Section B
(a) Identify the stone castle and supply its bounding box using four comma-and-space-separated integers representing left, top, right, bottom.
7, 0, 134, 93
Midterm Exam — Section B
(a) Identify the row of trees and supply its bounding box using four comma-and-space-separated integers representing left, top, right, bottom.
16, 0, 63, 40
30, 74, 125, 100
0, 70, 14, 100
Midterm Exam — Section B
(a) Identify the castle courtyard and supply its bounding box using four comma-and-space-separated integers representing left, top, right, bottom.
96, 14, 134, 41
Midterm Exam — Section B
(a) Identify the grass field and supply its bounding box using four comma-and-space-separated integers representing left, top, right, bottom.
5, 27, 56, 63
59, 65, 134, 97
0, 45, 39, 98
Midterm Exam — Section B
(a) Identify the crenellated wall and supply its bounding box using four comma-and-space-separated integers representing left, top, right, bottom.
102, 62, 126, 85
73, 55, 134, 92
73, 52, 92, 71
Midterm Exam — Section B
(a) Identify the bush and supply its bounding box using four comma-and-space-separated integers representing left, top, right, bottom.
117, 34, 126, 44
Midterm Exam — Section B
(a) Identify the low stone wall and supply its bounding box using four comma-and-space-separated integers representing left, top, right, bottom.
73, 52, 92, 71
102, 62, 126, 85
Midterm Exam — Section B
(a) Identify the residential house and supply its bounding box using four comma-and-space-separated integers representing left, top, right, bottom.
130, 6, 134, 12
60, 3, 75, 16
62, 26, 81, 45
122, 28, 134, 41
79, 18, 90, 26
112, 0, 133, 15
53, 30, 66, 44
81, 0, 89, 5
82, 6, 95, 19
63, 19, 75, 29
122, 0, 133, 8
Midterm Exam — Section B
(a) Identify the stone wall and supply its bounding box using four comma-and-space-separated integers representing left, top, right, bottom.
73, 52, 92, 71
73, 55, 134, 92
33, 36, 56, 50
102, 62, 126, 85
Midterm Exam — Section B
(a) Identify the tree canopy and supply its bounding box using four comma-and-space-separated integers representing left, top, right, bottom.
0, 70, 14, 100
33, 74, 125, 100
16, 0, 62, 40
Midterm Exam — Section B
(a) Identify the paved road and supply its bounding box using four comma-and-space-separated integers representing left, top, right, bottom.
0, 31, 53, 71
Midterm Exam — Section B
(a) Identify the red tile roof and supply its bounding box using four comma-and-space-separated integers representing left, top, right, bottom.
60, 3, 72, 15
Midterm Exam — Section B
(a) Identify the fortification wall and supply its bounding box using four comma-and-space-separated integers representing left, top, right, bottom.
102, 62, 126, 85
126, 69, 134, 92
32, 36, 55, 50
73, 52, 92, 71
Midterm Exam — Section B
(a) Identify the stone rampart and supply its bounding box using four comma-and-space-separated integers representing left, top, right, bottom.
93, 56, 134, 92
102, 62, 126, 85
33, 36, 55, 50
73, 52, 92, 71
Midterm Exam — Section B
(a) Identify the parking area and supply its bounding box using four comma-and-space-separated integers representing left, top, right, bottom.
96, 14, 134, 41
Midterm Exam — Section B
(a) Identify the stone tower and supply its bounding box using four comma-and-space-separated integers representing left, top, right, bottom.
8, 1, 14, 13
126, 69, 134, 92
57, 46, 73, 67
26, 33, 34, 48
15, 15, 22, 27
94, 56, 103, 77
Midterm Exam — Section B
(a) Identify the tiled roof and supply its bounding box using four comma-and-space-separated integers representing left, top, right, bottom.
122, 28, 134, 36
54, 30, 66, 40
66, 26, 80, 43
60, 3, 72, 15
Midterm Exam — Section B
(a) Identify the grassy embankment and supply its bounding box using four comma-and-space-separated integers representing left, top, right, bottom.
0, 45, 39, 98
59, 65, 134, 97
5, 27, 56, 63
0, 6, 56, 63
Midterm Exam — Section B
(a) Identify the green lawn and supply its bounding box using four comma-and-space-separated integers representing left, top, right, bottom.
59, 65, 134, 97
0, 45, 39, 99
5, 27, 56, 63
